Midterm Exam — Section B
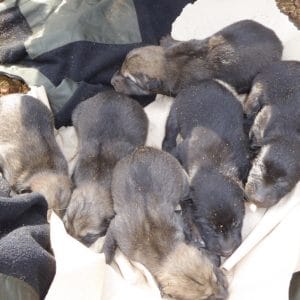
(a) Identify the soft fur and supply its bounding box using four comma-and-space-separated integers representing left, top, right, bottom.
0, 94, 71, 216
64, 90, 148, 246
103, 146, 228, 300
244, 61, 300, 207
111, 19, 282, 96
163, 80, 249, 257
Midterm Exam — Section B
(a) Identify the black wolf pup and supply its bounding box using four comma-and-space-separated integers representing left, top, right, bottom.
163, 80, 250, 257
244, 61, 300, 207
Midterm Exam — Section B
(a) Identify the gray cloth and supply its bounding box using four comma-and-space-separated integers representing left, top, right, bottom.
0, 0, 191, 127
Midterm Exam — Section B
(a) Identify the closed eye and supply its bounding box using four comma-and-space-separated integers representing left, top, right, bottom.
123, 71, 138, 84
232, 221, 240, 228
19, 188, 32, 194
80, 233, 100, 246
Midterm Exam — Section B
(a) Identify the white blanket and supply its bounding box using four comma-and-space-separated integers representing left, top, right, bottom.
46, 1, 300, 299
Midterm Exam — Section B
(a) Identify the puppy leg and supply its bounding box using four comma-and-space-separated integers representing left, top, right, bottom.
101, 223, 117, 264
249, 105, 271, 149
243, 80, 265, 132
162, 105, 179, 153
181, 200, 205, 248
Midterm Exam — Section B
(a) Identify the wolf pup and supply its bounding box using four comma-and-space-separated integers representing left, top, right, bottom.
112, 19, 282, 96
0, 94, 71, 216
163, 80, 250, 258
244, 61, 300, 208
64, 90, 148, 246
103, 146, 228, 300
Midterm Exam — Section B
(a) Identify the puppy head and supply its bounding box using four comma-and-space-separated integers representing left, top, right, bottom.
63, 183, 114, 246
245, 141, 300, 207
27, 172, 72, 217
157, 242, 228, 300
191, 170, 245, 257
111, 46, 167, 95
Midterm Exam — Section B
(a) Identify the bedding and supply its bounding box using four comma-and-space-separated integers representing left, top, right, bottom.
1, 0, 300, 299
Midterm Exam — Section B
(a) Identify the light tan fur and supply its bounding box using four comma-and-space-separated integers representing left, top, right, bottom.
121, 46, 168, 81
156, 242, 227, 300
0, 94, 71, 216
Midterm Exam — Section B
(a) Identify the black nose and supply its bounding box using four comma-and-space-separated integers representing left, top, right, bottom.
221, 248, 234, 257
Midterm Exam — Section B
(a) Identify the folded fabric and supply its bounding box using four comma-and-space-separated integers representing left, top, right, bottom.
0, 193, 56, 299
0, 0, 191, 127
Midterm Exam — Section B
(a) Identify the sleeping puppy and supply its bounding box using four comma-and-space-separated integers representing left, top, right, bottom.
0, 94, 71, 216
162, 80, 250, 258
245, 140, 300, 208
244, 61, 300, 207
64, 90, 148, 246
103, 146, 228, 300
111, 19, 282, 96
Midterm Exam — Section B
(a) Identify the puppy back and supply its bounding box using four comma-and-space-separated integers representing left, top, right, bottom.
72, 90, 148, 149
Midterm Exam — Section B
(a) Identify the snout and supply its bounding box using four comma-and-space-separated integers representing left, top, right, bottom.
213, 285, 228, 300
211, 288, 228, 300
220, 248, 234, 257
245, 181, 277, 208
218, 235, 240, 257
110, 71, 123, 91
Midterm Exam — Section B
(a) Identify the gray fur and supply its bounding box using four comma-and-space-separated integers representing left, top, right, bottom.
103, 146, 228, 300
244, 61, 300, 207
0, 94, 71, 216
64, 90, 148, 246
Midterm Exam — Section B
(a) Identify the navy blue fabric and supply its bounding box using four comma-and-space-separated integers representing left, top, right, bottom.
0, 193, 55, 298
0, 6, 31, 64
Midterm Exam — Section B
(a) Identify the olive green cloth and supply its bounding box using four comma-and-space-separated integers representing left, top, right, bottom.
0, 274, 39, 300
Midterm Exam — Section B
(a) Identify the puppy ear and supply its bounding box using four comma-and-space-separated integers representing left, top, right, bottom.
165, 39, 207, 57
160, 35, 179, 48
102, 224, 117, 264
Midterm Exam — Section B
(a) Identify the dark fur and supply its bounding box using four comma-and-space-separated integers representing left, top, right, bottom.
180, 199, 221, 267
111, 20, 282, 96
63, 90, 148, 246
0, 94, 71, 216
163, 80, 249, 257
103, 146, 228, 300
244, 61, 300, 207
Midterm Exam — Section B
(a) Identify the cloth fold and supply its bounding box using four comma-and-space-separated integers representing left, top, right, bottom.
0, 193, 56, 299
0, 0, 191, 126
